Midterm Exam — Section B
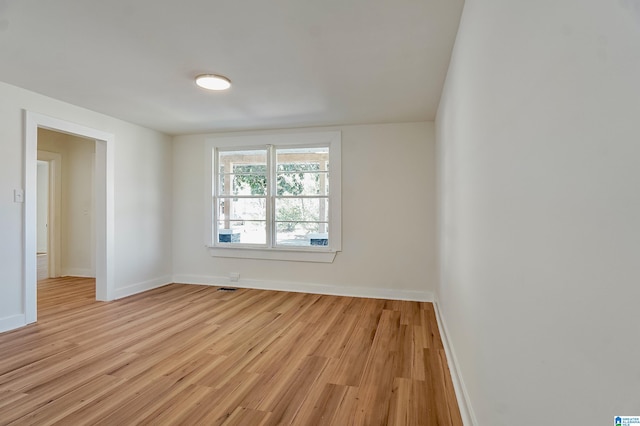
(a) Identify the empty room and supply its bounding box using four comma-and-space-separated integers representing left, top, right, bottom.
1, 1, 639, 425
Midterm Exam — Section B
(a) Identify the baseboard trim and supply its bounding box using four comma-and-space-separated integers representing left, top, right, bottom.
172, 274, 433, 302
62, 268, 94, 278
0, 314, 27, 334
433, 300, 477, 426
114, 275, 173, 300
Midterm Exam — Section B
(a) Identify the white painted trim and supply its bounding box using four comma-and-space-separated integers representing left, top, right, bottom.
24, 113, 38, 324
173, 274, 433, 302
62, 268, 95, 278
24, 111, 115, 327
0, 314, 27, 334
433, 300, 477, 426
94, 137, 115, 301
207, 247, 338, 263
113, 276, 173, 300
205, 131, 342, 255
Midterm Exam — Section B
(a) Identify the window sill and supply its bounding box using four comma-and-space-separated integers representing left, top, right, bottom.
207, 246, 338, 263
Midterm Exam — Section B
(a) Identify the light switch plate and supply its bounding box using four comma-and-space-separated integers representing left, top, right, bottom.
14, 189, 24, 203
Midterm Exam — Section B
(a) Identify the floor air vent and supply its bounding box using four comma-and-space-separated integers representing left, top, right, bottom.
218, 287, 238, 292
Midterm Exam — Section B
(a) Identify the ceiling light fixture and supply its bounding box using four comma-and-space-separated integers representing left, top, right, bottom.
195, 74, 232, 91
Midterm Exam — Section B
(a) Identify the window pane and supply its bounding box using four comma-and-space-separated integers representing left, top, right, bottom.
217, 197, 266, 221
275, 222, 329, 247
275, 197, 328, 222
218, 150, 268, 196
217, 221, 266, 245
276, 172, 328, 196
218, 149, 267, 174
276, 147, 329, 173
219, 174, 267, 196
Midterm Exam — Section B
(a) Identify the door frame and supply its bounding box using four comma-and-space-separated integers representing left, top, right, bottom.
24, 111, 115, 323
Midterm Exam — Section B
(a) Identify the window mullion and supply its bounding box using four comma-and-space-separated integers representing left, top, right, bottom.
267, 144, 276, 248
212, 148, 219, 245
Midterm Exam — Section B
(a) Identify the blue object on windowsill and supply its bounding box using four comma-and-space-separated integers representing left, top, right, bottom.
308, 233, 329, 246
219, 229, 241, 243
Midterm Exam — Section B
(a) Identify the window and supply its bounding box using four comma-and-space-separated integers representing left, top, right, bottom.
206, 131, 341, 262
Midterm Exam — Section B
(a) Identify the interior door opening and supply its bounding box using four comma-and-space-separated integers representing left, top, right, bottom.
25, 111, 115, 324
37, 129, 96, 287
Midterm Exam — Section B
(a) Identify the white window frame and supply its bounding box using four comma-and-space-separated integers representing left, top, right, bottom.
205, 131, 341, 263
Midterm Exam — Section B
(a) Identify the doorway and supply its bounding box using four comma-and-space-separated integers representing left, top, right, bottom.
38, 130, 96, 282
24, 111, 115, 324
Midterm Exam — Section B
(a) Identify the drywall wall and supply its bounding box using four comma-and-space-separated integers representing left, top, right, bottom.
173, 122, 437, 300
38, 129, 95, 277
0, 80, 173, 332
436, 0, 640, 424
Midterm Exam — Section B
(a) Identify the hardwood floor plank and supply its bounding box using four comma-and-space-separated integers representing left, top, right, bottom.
52, 365, 196, 424
327, 325, 376, 386
0, 277, 461, 425
206, 373, 263, 426
412, 325, 428, 379
0, 340, 78, 378
438, 349, 464, 425
107, 327, 223, 380
325, 385, 360, 426
308, 308, 359, 359
388, 376, 412, 426
137, 383, 213, 425
20, 351, 137, 397
400, 300, 423, 326
387, 376, 437, 426
352, 309, 401, 426
220, 407, 272, 426
0, 391, 29, 412
165, 385, 231, 424
425, 348, 461, 426
206, 311, 281, 356
394, 324, 413, 379
421, 305, 445, 350
354, 298, 386, 330
8, 374, 124, 426
91, 376, 185, 425
292, 383, 349, 426
258, 355, 329, 425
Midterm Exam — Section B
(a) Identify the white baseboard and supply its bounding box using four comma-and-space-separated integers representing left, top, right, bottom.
62, 268, 94, 278
433, 300, 477, 426
172, 274, 433, 302
114, 275, 173, 300
0, 314, 27, 334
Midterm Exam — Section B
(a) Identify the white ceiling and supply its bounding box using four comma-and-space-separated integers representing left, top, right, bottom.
0, 0, 463, 135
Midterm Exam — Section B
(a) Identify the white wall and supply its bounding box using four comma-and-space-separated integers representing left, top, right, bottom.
436, 0, 640, 424
173, 122, 437, 300
38, 129, 95, 277
0, 80, 173, 332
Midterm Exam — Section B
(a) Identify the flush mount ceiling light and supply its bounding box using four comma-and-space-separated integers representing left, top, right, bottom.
195, 74, 232, 91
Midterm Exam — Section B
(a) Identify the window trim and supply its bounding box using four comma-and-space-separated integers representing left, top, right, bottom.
205, 131, 341, 263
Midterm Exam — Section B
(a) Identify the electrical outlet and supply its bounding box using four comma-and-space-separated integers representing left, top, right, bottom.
229, 272, 240, 282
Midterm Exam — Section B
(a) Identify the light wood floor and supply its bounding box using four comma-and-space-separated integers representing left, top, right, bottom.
0, 277, 462, 425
